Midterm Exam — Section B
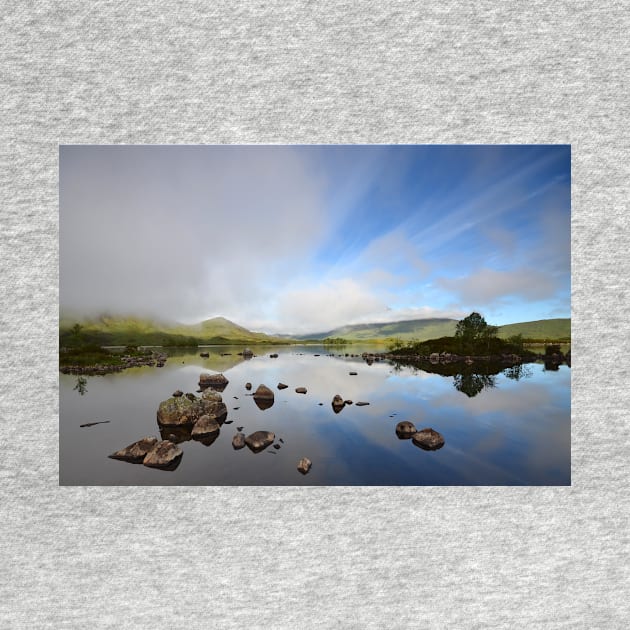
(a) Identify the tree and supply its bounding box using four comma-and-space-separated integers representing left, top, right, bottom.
455, 312, 497, 353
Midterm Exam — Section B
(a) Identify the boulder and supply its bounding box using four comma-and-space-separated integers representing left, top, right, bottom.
243, 348, 254, 357
191, 414, 221, 439
245, 430, 275, 453
297, 457, 312, 475
412, 428, 445, 451
277, 382, 289, 390
108, 436, 158, 463
253, 384, 274, 400
185, 392, 197, 401
232, 433, 246, 450
395, 421, 417, 438
269, 353, 278, 358
245, 382, 252, 390
199, 352, 209, 358
157, 396, 200, 426
295, 387, 307, 394
199, 372, 229, 390
143, 440, 183, 469
173, 390, 183, 398
157, 391, 227, 426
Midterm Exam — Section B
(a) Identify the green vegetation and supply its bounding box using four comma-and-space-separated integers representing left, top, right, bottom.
303, 317, 570, 344
59, 314, 289, 347
389, 313, 539, 357
322, 337, 349, 345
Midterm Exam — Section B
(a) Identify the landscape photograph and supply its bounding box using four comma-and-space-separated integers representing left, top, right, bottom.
59, 144, 571, 485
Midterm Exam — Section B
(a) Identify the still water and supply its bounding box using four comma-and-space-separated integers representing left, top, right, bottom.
59, 344, 571, 486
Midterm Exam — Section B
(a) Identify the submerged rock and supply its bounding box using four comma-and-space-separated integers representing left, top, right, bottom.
191, 414, 221, 439
412, 428, 445, 451
297, 457, 312, 474
109, 436, 158, 463
395, 421, 417, 439
143, 440, 183, 469
232, 433, 246, 450
245, 430, 275, 453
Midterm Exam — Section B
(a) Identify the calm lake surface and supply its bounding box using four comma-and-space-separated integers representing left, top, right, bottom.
59, 344, 571, 486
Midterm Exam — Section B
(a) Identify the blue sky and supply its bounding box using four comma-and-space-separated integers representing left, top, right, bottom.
60, 145, 570, 334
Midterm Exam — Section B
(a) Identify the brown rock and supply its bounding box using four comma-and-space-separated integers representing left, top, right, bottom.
297, 457, 312, 474
199, 372, 229, 390
232, 433, 246, 450
395, 421, 417, 439
245, 382, 252, 390
253, 384, 274, 399
277, 382, 289, 390
244, 430, 275, 453
191, 414, 221, 438
142, 440, 183, 469
295, 387, 307, 394
108, 436, 158, 463
173, 390, 183, 397
412, 428, 445, 451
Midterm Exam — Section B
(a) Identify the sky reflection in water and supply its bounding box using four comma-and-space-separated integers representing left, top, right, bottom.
60, 345, 570, 486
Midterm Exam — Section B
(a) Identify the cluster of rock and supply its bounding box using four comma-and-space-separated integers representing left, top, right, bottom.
109, 436, 182, 469
60, 351, 168, 375
395, 421, 445, 450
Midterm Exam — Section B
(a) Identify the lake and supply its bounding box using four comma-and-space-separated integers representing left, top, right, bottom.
59, 344, 571, 485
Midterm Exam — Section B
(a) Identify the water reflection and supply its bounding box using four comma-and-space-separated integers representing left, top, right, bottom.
60, 344, 571, 485
453, 372, 496, 398
73, 376, 88, 395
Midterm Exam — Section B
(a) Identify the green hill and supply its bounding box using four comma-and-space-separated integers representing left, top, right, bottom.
497, 318, 571, 341
60, 314, 285, 346
302, 317, 571, 343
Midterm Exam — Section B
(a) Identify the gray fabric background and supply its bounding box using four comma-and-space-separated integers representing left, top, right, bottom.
1, 1, 628, 627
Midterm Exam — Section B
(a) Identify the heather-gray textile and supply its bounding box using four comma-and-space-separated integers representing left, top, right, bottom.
1, 2, 629, 628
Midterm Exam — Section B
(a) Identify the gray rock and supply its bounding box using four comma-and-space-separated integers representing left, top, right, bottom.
142, 440, 183, 469
355, 401, 370, 407
344, 400, 353, 405
244, 430, 275, 453
412, 428, 445, 451
297, 457, 312, 474
108, 436, 158, 463
395, 421, 417, 438
173, 390, 183, 397
191, 414, 221, 438
232, 432, 246, 450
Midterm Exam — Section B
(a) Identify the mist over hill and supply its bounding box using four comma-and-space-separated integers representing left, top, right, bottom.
60, 313, 571, 346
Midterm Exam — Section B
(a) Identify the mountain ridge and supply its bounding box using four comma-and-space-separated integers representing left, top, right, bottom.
60, 313, 571, 345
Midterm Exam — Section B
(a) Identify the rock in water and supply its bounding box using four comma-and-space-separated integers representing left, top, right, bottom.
355, 401, 370, 407
331, 394, 345, 413
232, 433, 246, 450
395, 421, 417, 439
243, 348, 254, 357
412, 428, 445, 451
277, 382, 289, 390
157, 390, 227, 426
191, 414, 221, 439
245, 382, 252, 390
349, 372, 358, 376
253, 384, 274, 399
199, 372, 229, 390
297, 457, 312, 474
109, 436, 158, 463
142, 440, 183, 469
244, 430, 275, 453
173, 390, 183, 397
295, 387, 307, 394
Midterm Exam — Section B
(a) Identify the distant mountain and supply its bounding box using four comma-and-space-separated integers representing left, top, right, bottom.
59, 314, 285, 346
299, 317, 571, 342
